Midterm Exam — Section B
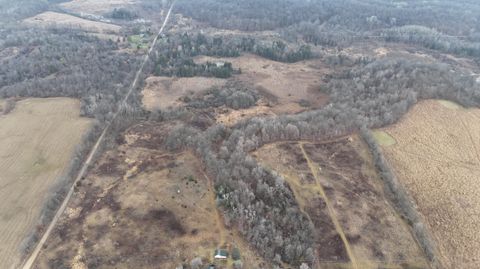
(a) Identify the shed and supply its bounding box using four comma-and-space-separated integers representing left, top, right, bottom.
214, 249, 229, 259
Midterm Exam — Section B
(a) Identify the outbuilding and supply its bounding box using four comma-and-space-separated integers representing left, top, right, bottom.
214, 249, 229, 259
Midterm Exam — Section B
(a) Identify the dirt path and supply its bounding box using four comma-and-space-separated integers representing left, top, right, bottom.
203, 173, 227, 247
19, 3, 176, 269
299, 142, 358, 269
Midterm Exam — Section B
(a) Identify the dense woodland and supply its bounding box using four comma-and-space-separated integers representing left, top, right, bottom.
176, 0, 480, 55
175, 0, 480, 35
185, 82, 259, 110
0, 27, 141, 121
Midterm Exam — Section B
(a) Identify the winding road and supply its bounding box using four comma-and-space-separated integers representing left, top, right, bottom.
19, 2, 176, 269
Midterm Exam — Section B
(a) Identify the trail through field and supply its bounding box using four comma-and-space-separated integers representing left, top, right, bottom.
20, 3, 176, 269
203, 172, 227, 247
299, 143, 358, 269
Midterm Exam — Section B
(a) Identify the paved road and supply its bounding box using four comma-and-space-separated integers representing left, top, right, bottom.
19, 2, 176, 269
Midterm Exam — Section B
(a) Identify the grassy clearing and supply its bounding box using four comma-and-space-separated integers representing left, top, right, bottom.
127, 33, 153, 50
0, 98, 91, 269
194, 54, 330, 114
142, 76, 226, 110
372, 130, 397, 146
438, 100, 462, 110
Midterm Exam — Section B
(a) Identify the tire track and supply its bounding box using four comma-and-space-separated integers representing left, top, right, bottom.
203, 172, 227, 247
460, 117, 480, 165
299, 142, 358, 269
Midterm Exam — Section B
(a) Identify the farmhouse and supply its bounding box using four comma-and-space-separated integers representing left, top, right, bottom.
214, 249, 228, 259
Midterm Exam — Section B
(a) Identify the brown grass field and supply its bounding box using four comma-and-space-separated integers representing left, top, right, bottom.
0, 98, 92, 269
142, 76, 227, 111
33, 122, 270, 269
141, 75, 277, 126
23, 12, 121, 34
377, 100, 480, 269
194, 54, 330, 114
142, 54, 330, 126
253, 137, 429, 269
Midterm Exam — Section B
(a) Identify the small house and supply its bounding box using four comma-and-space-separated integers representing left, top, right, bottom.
214, 249, 228, 259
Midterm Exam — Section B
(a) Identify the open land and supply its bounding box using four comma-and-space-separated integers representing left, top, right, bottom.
253, 137, 429, 269
141, 53, 330, 126
194, 54, 330, 115
33, 121, 271, 269
142, 76, 227, 111
377, 100, 480, 269
0, 98, 92, 269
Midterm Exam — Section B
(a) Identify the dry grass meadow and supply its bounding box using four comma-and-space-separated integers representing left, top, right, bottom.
142, 76, 227, 111
194, 54, 330, 114
378, 100, 480, 269
0, 98, 92, 269
253, 137, 429, 269
141, 75, 277, 126
23, 12, 121, 34
141, 54, 330, 126
34, 122, 269, 269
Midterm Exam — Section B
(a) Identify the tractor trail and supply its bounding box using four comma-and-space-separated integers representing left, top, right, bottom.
299, 142, 359, 269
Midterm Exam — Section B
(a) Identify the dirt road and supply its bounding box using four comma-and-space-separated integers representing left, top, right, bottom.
19, 3, 176, 269
299, 142, 358, 269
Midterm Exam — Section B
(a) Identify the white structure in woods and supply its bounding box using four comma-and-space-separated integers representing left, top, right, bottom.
214, 249, 228, 259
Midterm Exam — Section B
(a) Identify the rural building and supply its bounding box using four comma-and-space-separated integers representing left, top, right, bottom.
214, 249, 229, 259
